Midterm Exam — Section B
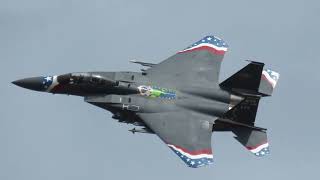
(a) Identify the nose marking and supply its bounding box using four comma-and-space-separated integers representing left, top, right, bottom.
42, 76, 53, 89
45, 76, 59, 92
12, 76, 58, 92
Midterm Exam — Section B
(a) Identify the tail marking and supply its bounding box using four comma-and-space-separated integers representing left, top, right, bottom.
261, 69, 280, 88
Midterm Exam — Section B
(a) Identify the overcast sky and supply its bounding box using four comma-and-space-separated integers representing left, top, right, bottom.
1, 0, 319, 179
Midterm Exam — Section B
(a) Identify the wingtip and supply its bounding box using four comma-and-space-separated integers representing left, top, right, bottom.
178, 35, 228, 55
188, 159, 214, 168
206, 35, 229, 47
167, 144, 214, 168
247, 142, 270, 157
254, 146, 270, 157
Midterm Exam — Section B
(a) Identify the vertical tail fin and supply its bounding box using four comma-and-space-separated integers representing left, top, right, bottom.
220, 61, 280, 96
222, 96, 260, 125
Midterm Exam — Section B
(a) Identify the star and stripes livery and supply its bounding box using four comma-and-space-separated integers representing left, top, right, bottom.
42, 76, 53, 89
41, 75, 62, 92
167, 144, 213, 168
178, 35, 228, 55
13, 34, 280, 169
246, 142, 270, 157
262, 69, 280, 88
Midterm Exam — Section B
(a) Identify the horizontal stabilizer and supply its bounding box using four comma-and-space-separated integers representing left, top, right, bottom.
232, 127, 270, 157
215, 118, 266, 131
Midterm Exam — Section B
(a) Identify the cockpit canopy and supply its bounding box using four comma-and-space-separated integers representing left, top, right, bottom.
57, 73, 116, 86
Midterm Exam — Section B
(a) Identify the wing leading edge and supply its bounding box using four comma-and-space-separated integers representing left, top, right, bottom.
138, 111, 215, 168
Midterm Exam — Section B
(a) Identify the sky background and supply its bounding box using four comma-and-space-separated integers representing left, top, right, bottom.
1, 0, 319, 179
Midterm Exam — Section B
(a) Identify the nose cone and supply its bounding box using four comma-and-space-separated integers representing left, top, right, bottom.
12, 76, 53, 91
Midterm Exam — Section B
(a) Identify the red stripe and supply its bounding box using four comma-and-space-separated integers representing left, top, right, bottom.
246, 141, 268, 150
261, 74, 274, 87
170, 144, 212, 155
50, 84, 64, 93
178, 46, 226, 55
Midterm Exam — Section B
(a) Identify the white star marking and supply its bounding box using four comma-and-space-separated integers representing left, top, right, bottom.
207, 37, 212, 41
45, 76, 52, 82
190, 161, 195, 165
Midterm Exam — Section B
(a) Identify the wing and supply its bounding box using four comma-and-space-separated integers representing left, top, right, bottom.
146, 35, 228, 88
137, 111, 216, 168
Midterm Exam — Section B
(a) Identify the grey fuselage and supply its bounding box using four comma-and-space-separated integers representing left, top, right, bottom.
38, 71, 242, 128
13, 71, 243, 131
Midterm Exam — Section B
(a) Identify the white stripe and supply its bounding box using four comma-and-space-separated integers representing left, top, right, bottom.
262, 71, 277, 88
179, 43, 228, 53
46, 75, 59, 92
249, 143, 269, 154
167, 144, 213, 159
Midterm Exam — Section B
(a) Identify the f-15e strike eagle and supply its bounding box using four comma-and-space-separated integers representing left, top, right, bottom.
13, 35, 279, 168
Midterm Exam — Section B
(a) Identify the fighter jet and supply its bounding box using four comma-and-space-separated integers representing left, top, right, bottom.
12, 35, 280, 168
